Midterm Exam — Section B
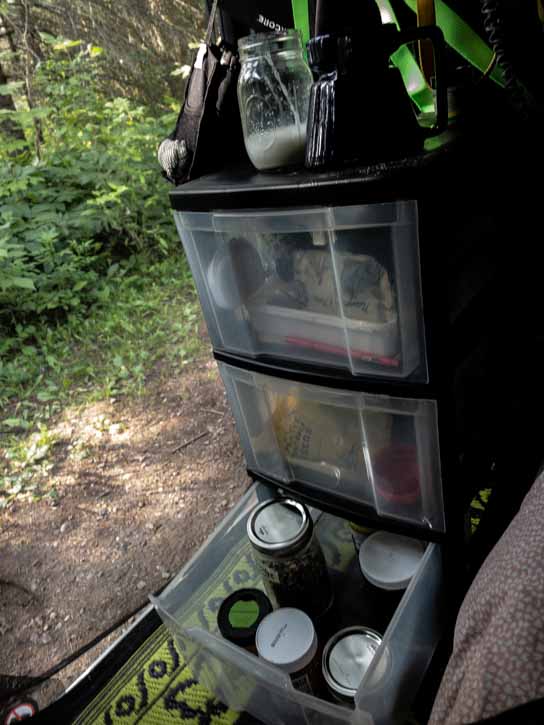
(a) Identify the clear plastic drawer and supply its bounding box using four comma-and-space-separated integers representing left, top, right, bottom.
219, 362, 444, 532
175, 201, 426, 379
153, 482, 444, 725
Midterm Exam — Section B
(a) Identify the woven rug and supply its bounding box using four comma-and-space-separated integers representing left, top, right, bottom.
31, 495, 491, 724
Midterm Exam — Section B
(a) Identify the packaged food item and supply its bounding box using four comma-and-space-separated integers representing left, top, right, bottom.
247, 498, 333, 618
217, 589, 273, 653
270, 394, 364, 477
359, 531, 426, 591
255, 608, 321, 694
322, 626, 386, 704
253, 247, 396, 324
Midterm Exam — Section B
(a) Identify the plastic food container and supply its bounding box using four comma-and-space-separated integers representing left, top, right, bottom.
359, 532, 427, 591
174, 201, 427, 379
247, 498, 333, 618
256, 608, 320, 694
220, 362, 445, 533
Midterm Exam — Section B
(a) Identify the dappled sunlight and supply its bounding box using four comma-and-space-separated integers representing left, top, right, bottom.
0, 358, 250, 681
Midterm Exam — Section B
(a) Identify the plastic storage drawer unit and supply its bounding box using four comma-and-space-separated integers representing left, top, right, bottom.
154, 482, 444, 725
175, 201, 427, 380
219, 362, 445, 533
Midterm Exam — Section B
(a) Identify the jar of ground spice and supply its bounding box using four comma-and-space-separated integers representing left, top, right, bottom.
256, 608, 321, 694
247, 498, 333, 619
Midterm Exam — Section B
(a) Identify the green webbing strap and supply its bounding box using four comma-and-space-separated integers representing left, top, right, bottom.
291, 0, 311, 47
377, 0, 436, 113
402, 0, 506, 86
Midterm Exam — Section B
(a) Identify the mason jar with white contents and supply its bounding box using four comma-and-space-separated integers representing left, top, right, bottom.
237, 30, 313, 172
247, 498, 333, 619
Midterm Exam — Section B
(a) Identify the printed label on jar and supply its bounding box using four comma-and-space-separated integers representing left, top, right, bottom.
291, 671, 314, 695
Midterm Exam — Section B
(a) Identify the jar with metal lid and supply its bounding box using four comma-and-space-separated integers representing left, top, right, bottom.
237, 30, 313, 172
247, 498, 333, 618
322, 626, 389, 705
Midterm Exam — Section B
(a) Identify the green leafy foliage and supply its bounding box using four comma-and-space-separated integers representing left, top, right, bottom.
0, 40, 204, 506
0, 42, 178, 325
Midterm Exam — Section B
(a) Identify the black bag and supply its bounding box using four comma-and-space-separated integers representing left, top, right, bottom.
158, 0, 245, 185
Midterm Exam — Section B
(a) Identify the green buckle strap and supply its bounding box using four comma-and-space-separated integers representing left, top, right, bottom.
402, 0, 506, 86
291, 0, 311, 47
377, 0, 436, 113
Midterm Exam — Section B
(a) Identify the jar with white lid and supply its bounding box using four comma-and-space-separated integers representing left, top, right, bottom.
255, 607, 321, 694
237, 30, 313, 172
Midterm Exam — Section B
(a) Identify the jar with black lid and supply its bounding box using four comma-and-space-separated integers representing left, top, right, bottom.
247, 498, 333, 619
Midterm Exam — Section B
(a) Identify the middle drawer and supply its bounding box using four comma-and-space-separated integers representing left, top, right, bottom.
219, 361, 445, 534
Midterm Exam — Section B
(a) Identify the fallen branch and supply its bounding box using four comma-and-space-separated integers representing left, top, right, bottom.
170, 431, 208, 454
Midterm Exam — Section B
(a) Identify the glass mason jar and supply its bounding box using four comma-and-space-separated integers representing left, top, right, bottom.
247, 498, 333, 619
237, 30, 313, 172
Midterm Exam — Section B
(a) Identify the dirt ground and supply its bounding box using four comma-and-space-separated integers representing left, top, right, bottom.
0, 354, 250, 708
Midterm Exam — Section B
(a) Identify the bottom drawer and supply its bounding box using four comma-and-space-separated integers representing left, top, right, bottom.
153, 483, 444, 725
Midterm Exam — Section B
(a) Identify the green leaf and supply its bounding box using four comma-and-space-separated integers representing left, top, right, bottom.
0, 81, 25, 95
36, 390, 57, 402
53, 39, 82, 51
11, 277, 35, 290
3, 418, 30, 429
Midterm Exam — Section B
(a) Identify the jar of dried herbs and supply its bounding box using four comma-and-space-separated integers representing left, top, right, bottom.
247, 498, 333, 619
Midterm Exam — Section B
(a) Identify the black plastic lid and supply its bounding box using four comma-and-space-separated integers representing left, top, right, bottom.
217, 589, 273, 648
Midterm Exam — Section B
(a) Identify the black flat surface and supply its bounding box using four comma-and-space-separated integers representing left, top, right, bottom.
169, 130, 460, 211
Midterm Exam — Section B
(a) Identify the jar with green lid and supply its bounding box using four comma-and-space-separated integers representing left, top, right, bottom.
217, 589, 273, 654
247, 498, 333, 619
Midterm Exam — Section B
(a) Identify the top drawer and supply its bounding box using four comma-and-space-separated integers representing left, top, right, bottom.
175, 201, 427, 380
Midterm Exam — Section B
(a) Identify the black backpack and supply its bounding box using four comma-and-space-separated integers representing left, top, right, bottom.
158, 0, 245, 185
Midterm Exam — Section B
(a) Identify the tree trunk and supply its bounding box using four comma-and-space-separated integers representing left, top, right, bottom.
0, 58, 26, 142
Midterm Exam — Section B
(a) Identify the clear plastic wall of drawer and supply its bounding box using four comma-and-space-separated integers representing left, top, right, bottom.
160, 623, 370, 725
355, 543, 444, 724
219, 362, 445, 532
174, 201, 426, 380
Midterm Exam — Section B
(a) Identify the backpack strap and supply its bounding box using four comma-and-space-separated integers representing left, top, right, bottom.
205, 0, 220, 45
291, 0, 311, 46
